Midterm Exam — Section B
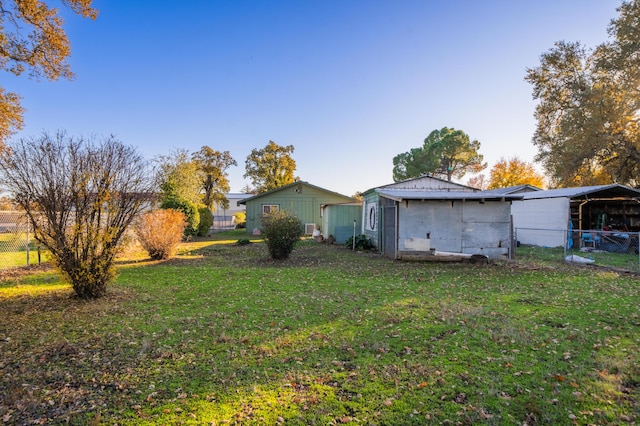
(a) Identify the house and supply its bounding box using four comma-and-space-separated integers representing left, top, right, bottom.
503, 184, 640, 247
239, 181, 357, 235
362, 175, 522, 260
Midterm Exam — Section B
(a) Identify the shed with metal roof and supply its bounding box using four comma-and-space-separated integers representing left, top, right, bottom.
362, 175, 522, 260
509, 184, 640, 247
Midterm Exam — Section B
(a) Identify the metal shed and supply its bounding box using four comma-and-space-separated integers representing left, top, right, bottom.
376, 189, 522, 260
363, 175, 522, 259
212, 193, 250, 231
361, 175, 478, 250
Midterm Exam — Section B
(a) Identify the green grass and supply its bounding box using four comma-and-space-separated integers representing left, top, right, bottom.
0, 232, 638, 425
517, 244, 640, 271
0, 232, 49, 268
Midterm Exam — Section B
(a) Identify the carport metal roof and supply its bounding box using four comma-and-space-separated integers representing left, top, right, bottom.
520, 184, 640, 200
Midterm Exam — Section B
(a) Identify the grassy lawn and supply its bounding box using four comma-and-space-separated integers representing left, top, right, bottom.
517, 244, 640, 272
0, 230, 638, 425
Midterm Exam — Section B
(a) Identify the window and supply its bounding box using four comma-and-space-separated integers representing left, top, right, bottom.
262, 204, 279, 215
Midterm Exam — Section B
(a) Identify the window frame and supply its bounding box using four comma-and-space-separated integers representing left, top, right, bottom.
261, 204, 280, 215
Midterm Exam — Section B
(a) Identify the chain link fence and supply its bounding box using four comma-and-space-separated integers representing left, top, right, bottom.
0, 211, 45, 269
515, 227, 640, 272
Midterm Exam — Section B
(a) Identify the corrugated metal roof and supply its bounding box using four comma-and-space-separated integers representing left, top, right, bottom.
363, 174, 478, 195
521, 184, 640, 200
376, 188, 523, 202
480, 185, 542, 196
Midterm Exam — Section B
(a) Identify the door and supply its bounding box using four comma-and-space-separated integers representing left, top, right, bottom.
382, 205, 397, 258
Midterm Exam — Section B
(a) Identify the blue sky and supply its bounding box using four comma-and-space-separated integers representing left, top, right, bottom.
7, 0, 621, 195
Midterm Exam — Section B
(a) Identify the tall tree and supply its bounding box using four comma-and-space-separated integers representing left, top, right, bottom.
0, 1, 98, 148
192, 146, 237, 210
393, 127, 486, 182
487, 157, 545, 189
0, 132, 153, 299
526, 1, 640, 187
244, 140, 296, 193
156, 149, 201, 206
156, 149, 202, 236
467, 174, 488, 190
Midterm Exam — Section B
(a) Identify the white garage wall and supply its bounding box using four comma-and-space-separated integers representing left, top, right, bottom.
512, 197, 570, 247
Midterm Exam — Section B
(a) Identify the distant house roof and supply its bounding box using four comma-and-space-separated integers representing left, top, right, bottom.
226, 193, 251, 199
238, 181, 355, 205
520, 184, 640, 200
376, 188, 523, 202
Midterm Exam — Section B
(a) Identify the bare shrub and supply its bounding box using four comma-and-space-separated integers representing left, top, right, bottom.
134, 209, 186, 260
0, 132, 154, 299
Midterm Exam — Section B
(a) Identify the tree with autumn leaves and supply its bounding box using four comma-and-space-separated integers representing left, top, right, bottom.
192, 147, 237, 210
0, 0, 98, 148
487, 157, 545, 189
467, 157, 545, 190
244, 140, 297, 193
526, 1, 640, 187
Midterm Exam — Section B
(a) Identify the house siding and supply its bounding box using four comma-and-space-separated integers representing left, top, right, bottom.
321, 204, 362, 244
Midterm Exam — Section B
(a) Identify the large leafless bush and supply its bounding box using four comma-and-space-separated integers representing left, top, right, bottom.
0, 132, 154, 299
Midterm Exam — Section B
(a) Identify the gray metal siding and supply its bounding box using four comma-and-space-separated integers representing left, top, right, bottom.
395, 200, 511, 259
398, 200, 463, 254
461, 202, 511, 256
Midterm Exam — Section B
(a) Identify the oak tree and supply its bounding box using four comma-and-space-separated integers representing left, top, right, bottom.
0, 1, 98, 147
526, 1, 640, 187
192, 146, 237, 210
0, 132, 153, 299
393, 127, 486, 182
244, 140, 296, 193
487, 157, 545, 189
